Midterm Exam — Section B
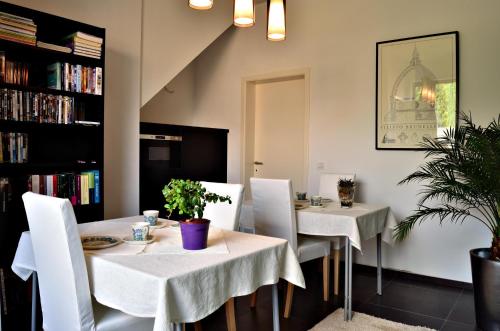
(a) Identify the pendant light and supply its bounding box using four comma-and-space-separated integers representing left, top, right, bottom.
189, 0, 213, 10
234, 0, 255, 27
267, 0, 286, 41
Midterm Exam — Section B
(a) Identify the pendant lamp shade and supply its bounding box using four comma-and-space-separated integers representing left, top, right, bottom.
267, 0, 286, 41
234, 0, 255, 27
189, 0, 213, 10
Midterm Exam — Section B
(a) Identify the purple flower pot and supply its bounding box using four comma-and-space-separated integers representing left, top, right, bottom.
180, 219, 210, 250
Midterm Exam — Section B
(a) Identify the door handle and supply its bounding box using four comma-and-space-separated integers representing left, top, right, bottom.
254, 161, 264, 165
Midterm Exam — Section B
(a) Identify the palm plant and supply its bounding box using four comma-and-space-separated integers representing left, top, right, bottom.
395, 113, 500, 260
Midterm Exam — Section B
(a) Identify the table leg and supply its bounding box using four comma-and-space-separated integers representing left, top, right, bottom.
348, 239, 352, 320
344, 237, 353, 321
377, 233, 382, 295
272, 283, 280, 331
31, 271, 37, 331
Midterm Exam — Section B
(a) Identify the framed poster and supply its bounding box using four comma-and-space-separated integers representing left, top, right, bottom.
376, 31, 458, 150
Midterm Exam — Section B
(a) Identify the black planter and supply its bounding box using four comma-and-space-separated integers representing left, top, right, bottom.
470, 248, 500, 331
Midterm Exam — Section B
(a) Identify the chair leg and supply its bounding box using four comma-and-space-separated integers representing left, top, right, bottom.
283, 282, 294, 318
194, 322, 202, 331
323, 255, 330, 302
250, 291, 257, 308
333, 249, 340, 296
225, 297, 237, 331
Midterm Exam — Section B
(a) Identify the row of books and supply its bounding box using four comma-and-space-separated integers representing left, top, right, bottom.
0, 89, 86, 124
0, 132, 28, 164
0, 52, 29, 86
66, 32, 102, 59
0, 11, 36, 46
47, 62, 102, 95
28, 171, 100, 205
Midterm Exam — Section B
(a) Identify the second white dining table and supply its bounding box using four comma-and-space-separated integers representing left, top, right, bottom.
240, 201, 397, 322
12, 216, 306, 331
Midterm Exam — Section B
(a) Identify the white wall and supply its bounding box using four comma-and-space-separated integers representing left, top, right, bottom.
7, 0, 142, 219
141, 0, 500, 282
141, 0, 233, 106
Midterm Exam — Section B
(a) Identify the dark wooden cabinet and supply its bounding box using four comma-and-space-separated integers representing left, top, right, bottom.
0, 2, 105, 329
140, 122, 228, 219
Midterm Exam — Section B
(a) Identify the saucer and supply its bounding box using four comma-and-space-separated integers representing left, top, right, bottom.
82, 236, 121, 250
123, 235, 155, 245
309, 204, 324, 208
149, 220, 168, 229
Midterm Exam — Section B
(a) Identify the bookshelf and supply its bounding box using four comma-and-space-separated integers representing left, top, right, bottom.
0, 1, 105, 328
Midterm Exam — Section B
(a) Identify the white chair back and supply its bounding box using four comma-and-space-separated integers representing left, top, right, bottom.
318, 173, 356, 201
22, 192, 95, 331
201, 181, 244, 231
250, 178, 297, 253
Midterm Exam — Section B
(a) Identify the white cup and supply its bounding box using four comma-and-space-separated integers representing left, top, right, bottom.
143, 210, 159, 226
132, 222, 150, 241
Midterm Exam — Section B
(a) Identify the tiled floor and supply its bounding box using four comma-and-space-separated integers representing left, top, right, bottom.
4, 260, 478, 331
193, 260, 478, 331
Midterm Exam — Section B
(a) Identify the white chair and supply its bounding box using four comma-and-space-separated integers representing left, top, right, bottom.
250, 178, 331, 318
22, 192, 154, 331
318, 172, 356, 296
200, 181, 244, 231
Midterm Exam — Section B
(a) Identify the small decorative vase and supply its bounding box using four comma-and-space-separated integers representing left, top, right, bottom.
338, 186, 355, 208
180, 218, 210, 250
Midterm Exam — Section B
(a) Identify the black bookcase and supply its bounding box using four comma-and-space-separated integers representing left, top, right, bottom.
0, 2, 105, 329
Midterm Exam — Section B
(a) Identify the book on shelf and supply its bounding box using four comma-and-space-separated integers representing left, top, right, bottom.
51, 62, 102, 95
0, 11, 36, 46
64, 31, 102, 59
0, 89, 80, 124
0, 132, 28, 163
0, 53, 29, 86
36, 41, 71, 53
28, 171, 100, 206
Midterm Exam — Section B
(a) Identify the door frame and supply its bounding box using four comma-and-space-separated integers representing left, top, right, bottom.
240, 68, 311, 193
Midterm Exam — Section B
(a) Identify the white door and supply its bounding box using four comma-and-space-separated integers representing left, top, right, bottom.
251, 76, 307, 193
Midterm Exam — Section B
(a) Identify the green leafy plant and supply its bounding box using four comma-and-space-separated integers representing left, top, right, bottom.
162, 179, 231, 220
395, 112, 500, 260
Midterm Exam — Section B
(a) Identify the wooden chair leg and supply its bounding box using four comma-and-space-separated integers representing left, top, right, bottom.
333, 249, 340, 296
250, 291, 257, 308
194, 321, 202, 331
283, 282, 294, 318
225, 297, 237, 331
323, 255, 330, 301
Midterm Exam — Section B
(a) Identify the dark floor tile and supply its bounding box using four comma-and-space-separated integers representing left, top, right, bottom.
369, 280, 461, 319
357, 303, 445, 330
441, 320, 479, 331
448, 290, 476, 325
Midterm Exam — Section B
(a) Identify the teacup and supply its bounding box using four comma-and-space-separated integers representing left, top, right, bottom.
132, 222, 150, 241
310, 195, 322, 206
296, 192, 307, 200
143, 210, 159, 226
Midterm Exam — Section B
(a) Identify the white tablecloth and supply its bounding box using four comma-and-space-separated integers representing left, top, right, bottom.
240, 201, 397, 251
11, 216, 305, 331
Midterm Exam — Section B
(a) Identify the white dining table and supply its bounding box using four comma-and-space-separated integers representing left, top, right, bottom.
240, 201, 397, 321
11, 216, 305, 331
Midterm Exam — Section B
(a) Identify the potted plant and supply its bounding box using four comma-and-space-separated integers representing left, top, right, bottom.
337, 178, 355, 208
162, 179, 231, 250
395, 113, 500, 331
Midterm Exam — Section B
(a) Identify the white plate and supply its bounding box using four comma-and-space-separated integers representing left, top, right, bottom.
295, 204, 307, 210
82, 236, 122, 250
309, 204, 324, 208
149, 220, 168, 229
123, 235, 155, 245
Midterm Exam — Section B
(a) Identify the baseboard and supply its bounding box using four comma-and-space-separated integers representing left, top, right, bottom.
353, 263, 473, 290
